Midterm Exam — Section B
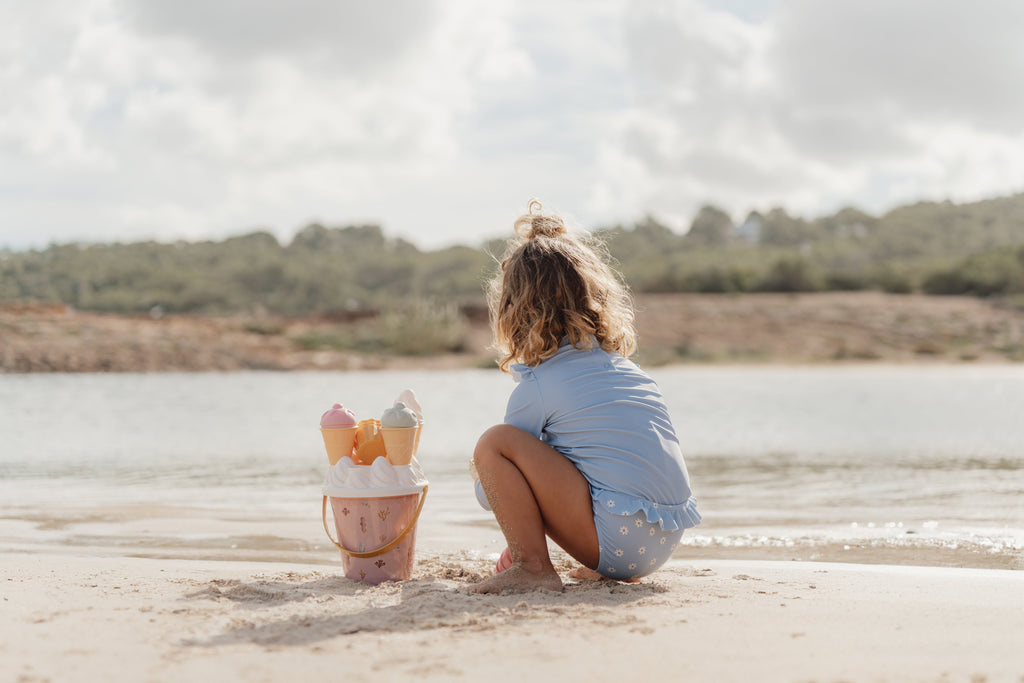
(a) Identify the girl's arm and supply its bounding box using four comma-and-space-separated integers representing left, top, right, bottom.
503, 371, 547, 439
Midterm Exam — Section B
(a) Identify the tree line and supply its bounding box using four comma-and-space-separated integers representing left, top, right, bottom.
2, 193, 1024, 316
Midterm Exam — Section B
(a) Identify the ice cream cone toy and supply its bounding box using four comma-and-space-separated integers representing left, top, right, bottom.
394, 389, 425, 456
381, 401, 419, 465
356, 418, 379, 443
320, 403, 358, 465
395, 389, 423, 421
354, 419, 386, 466
412, 420, 423, 456
382, 428, 418, 465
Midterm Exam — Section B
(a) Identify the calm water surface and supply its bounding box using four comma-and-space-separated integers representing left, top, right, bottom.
2, 366, 1022, 567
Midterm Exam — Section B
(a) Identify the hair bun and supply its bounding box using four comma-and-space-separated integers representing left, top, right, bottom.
514, 200, 566, 240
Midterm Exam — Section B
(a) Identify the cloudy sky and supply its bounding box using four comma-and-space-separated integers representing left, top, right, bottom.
3, 0, 1024, 250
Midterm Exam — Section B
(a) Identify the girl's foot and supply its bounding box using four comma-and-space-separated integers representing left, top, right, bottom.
471, 562, 563, 594
567, 565, 605, 580
567, 564, 642, 583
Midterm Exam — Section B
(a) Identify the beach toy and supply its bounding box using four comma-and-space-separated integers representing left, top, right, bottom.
396, 389, 425, 455
395, 389, 423, 421
320, 404, 358, 465
322, 456, 429, 584
495, 546, 513, 574
353, 418, 387, 465
380, 401, 420, 466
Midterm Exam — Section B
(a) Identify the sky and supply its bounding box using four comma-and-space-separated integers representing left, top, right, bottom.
3, 0, 1024, 251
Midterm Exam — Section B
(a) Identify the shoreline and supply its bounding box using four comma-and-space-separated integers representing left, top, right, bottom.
4, 292, 1024, 372
3, 497, 1020, 573
4, 551, 1022, 682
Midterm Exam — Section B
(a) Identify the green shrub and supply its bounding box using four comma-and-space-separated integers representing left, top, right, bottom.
292, 300, 468, 356
871, 266, 915, 294
922, 251, 1024, 296
377, 301, 468, 355
757, 257, 824, 292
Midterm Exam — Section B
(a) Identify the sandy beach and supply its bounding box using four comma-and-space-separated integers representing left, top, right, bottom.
5, 550, 1023, 683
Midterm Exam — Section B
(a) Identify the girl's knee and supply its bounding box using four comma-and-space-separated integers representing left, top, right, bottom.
476, 423, 518, 449
473, 425, 502, 463
474, 424, 524, 466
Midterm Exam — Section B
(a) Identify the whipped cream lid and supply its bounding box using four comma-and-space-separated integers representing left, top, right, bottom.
322, 456, 428, 498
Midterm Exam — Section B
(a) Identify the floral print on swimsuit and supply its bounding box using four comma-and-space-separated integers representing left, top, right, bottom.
592, 506, 684, 580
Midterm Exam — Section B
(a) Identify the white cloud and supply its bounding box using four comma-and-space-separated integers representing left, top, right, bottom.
117, 0, 440, 71
599, 0, 1024, 227
0, 0, 534, 247
2, 0, 1023, 250
772, 1, 1024, 132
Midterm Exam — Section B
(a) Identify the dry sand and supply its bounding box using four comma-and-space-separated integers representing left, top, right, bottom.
4, 551, 1023, 683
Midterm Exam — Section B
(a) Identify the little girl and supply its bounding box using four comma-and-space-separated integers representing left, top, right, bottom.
472, 201, 700, 594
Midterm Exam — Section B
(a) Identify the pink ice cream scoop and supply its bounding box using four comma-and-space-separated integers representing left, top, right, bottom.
321, 403, 357, 428
320, 404, 359, 465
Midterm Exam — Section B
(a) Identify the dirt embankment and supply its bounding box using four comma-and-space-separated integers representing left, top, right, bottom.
632, 292, 1024, 365
2, 292, 1023, 373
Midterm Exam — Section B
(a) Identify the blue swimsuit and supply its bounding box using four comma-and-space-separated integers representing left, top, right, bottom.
499, 341, 701, 579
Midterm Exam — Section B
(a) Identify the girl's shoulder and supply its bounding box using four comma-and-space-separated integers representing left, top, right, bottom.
536, 343, 635, 380
516, 339, 647, 380
549, 341, 609, 367
510, 343, 589, 381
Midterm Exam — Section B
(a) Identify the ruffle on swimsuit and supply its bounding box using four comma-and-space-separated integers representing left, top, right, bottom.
509, 363, 536, 381
591, 487, 702, 532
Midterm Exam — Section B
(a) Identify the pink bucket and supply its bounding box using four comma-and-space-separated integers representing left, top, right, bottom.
321, 485, 427, 584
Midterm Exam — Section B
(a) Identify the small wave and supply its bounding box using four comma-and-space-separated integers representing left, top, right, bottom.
676, 531, 1023, 570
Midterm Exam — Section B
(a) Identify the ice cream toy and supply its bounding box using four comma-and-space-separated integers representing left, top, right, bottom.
320, 403, 358, 465
380, 401, 420, 466
353, 418, 387, 466
319, 390, 429, 583
321, 455, 429, 584
396, 388, 425, 455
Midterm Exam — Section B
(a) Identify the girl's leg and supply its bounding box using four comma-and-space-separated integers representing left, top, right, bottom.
471, 424, 599, 593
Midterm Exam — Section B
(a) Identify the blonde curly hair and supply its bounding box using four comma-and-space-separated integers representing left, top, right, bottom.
487, 200, 637, 372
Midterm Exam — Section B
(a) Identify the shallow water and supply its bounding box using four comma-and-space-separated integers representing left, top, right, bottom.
1, 366, 1022, 568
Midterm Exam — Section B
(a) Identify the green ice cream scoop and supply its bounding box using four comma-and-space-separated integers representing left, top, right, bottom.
381, 401, 419, 428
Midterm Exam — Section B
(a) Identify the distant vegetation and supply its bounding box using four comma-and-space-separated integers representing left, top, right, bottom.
0, 225, 490, 316
602, 196, 1024, 301
3, 194, 1024, 316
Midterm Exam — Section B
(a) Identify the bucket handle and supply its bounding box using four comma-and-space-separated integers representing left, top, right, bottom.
321, 485, 428, 559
